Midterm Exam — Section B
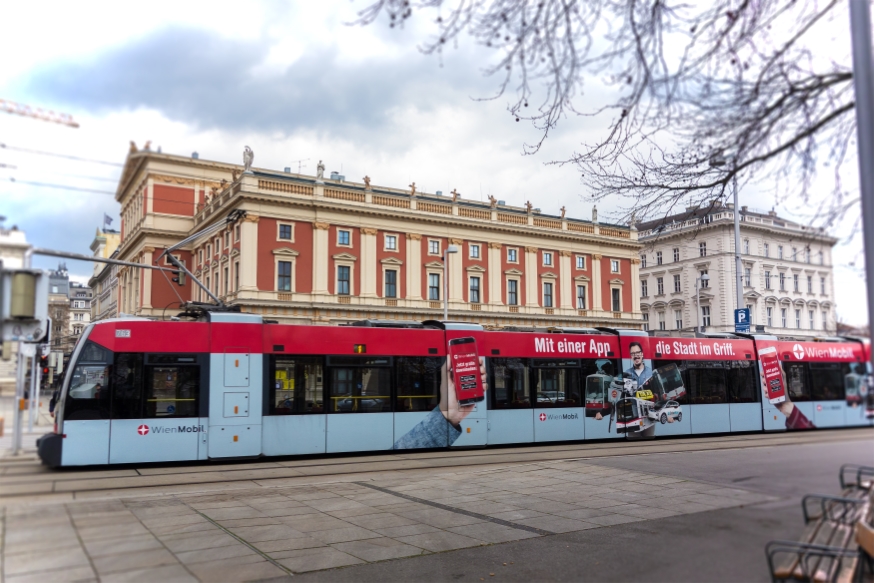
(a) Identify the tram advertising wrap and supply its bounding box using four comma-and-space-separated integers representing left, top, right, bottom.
36, 315, 872, 468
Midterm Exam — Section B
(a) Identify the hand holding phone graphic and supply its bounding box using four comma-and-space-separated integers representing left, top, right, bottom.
447, 337, 485, 406
759, 346, 786, 405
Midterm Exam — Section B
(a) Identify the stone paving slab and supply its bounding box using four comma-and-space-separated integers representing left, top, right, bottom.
0, 458, 778, 581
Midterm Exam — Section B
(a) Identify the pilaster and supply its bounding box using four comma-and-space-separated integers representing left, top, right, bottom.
449, 238, 464, 301
592, 253, 603, 314
525, 246, 539, 307
360, 228, 378, 297
559, 250, 572, 309
312, 221, 330, 295
406, 233, 422, 300
630, 257, 641, 314
239, 215, 260, 291
487, 242, 502, 305
142, 246, 154, 309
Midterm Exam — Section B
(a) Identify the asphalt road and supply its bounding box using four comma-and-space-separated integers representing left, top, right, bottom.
285, 437, 874, 583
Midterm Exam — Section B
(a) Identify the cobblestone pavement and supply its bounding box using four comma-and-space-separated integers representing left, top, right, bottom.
0, 458, 775, 582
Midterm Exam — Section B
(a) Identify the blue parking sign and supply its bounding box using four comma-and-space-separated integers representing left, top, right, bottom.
734, 308, 750, 333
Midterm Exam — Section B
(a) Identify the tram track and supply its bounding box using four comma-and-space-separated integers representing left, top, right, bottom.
1, 427, 870, 503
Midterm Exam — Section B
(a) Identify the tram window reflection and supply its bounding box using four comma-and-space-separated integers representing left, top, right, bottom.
687, 362, 728, 404
65, 364, 110, 420
491, 358, 530, 409
652, 360, 689, 404
326, 356, 391, 413
809, 362, 848, 401
270, 356, 324, 414
531, 360, 581, 408
144, 365, 199, 418
726, 360, 759, 403
785, 362, 811, 401
396, 357, 441, 412
110, 353, 144, 419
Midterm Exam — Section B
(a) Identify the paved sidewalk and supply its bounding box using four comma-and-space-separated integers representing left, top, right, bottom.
0, 458, 775, 582
0, 395, 52, 460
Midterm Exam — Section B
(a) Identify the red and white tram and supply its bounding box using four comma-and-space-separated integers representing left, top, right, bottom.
38, 310, 871, 467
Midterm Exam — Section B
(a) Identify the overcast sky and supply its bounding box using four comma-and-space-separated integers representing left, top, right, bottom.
0, 0, 867, 325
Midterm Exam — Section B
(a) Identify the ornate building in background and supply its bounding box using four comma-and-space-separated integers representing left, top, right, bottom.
112, 149, 643, 328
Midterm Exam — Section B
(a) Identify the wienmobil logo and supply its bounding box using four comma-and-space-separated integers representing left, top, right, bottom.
138, 425, 205, 435
543, 413, 580, 421
799, 345, 855, 359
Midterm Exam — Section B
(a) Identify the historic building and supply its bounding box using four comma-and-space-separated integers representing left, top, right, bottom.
112, 148, 642, 327
88, 228, 121, 321
637, 202, 838, 338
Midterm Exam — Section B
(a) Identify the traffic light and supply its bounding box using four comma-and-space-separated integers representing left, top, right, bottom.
40, 354, 52, 387
171, 269, 186, 286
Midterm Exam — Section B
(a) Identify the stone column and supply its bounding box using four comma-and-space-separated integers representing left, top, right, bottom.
525, 246, 539, 307
312, 221, 330, 295
449, 238, 464, 302
142, 247, 154, 309
239, 215, 260, 292
487, 242, 502, 305
406, 234, 422, 300
630, 257, 641, 315
559, 250, 572, 309
360, 228, 378, 298
592, 253, 603, 313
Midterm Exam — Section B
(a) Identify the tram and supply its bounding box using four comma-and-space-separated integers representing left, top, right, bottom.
37, 309, 871, 468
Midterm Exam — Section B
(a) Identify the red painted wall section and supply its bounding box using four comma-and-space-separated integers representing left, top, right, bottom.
328, 226, 360, 295
152, 248, 192, 308
256, 218, 313, 293
462, 240, 487, 303
376, 230, 406, 298
153, 185, 195, 216
500, 244, 525, 307
535, 248, 559, 307
421, 236, 447, 300
600, 256, 632, 311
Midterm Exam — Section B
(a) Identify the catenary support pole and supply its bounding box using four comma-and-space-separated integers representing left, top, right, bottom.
733, 174, 744, 313
11, 349, 24, 455
27, 351, 37, 432
849, 0, 874, 377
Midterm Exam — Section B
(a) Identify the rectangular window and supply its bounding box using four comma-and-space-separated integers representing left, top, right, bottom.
785, 362, 811, 401
270, 356, 324, 414
656, 251, 662, 265
822, 309, 828, 329
809, 310, 814, 329
143, 359, 200, 419
700, 270, 709, 288
199, 249, 204, 264
337, 266, 351, 295
744, 239, 750, 254
764, 243, 769, 257
338, 230, 350, 246
658, 311, 666, 331
821, 277, 826, 294
673, 248, 680, 262
641, 255, 647, 268
385, 235, 398, 251
576, 255, 586, 269
470, 244, 480, 259
779, 273, 785, 291
470, 277, 481, 304
207, 244, 211, 257
508, 248, 518, 263
673, 274, 681, 293
765, 271, 771, 290
781, 308, 787, 327
234, 261, 240, 291
384, 270, 397, 298
508, 279, 518, 305
277, 261, 292, 291
746, 304, 754, 324
491, 358, 530, 409
674, 309, 683, 330
235, 225, 240, 241
767, 307, 773, 327
530, 360, 583, 409
807, 276, 812, 293
778, 245, 784, 259
396, 357, 441, 412
744, 268, 751, 287
657, 277, 664, 295
701, 306, 711, 327
793, 274, 799, 292
641, 280, 648, 297
805, 249, 811, 263
795, 309, 801, 328
699, 242, 707, 257
543, 252, 553, 266
223, 267, 229, 295
224, 232, 230, 247
792, 247, 797, 261
429, 240, 440, 255
326, 356, 391, 413
687, 362, 728, 405
576, 285, 587, 309
809, 363, 848, 401
642, 313, 649, 331
611, 288, 621, 312
429, 273, 440, 300
543, 282, 553, 308
611, 260, 620, 273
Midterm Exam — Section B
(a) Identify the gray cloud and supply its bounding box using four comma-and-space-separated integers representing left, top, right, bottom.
24, 27, 495, 138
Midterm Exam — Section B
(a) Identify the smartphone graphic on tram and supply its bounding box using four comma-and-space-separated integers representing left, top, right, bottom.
448, 337, 485, 405
758, 346, 786, 405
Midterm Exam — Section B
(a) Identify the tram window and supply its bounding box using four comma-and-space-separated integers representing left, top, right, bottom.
396, 357, 441, 412
726, 360, 759, 403
784, 362, 811, 401
270, 356, 324, 415
490, 358, 530, 409
110, 353, 144, 419
809, 362, 848, 401
686, 362, 728, 404
327, 356, 391, 413
65, 364, 111, 420
531, 360, 581, 408
652, 360, 689, 404
143, 365, 199, 418
79, 342, 110, 363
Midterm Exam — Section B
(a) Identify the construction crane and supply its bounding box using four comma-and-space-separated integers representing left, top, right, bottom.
0, 99, 79, 128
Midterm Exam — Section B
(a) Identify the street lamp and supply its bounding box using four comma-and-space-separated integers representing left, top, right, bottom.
443, 245, 459, 320
696, 273, 711, 334
709, 154, 744, 315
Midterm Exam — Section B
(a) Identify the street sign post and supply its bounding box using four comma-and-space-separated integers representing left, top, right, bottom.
735, 308, 751, 334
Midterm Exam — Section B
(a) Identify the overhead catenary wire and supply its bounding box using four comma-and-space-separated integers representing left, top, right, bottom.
0, 143, 123, 166
4, 177, 115, 195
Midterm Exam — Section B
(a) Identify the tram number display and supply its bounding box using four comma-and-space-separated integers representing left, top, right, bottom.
448, 336, 485, 405
759, 346, 786, 405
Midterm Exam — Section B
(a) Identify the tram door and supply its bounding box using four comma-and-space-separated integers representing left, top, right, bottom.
208, 348, 264, 458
